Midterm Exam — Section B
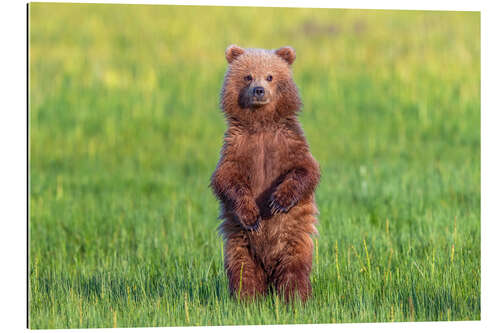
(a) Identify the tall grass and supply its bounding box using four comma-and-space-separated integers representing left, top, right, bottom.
29, 3, 480, 328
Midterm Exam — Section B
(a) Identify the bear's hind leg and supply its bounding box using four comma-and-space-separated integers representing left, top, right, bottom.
272, 237, 313, 303
224, 234, 267, 300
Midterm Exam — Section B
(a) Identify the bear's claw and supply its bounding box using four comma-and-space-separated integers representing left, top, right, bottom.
235, 198, 261, 231
269, 194, 297, 214
241, 216, 261, 231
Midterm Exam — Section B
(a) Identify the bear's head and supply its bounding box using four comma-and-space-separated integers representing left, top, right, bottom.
220, 45, 302, 123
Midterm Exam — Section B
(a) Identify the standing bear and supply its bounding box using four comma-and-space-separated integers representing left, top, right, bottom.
210, 45, 320, 302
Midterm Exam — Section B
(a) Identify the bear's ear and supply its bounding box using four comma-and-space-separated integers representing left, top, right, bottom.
275, 46, 296, 65
225, 45, 245, 63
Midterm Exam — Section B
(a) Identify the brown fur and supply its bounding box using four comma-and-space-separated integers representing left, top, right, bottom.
210, 45, 320, 302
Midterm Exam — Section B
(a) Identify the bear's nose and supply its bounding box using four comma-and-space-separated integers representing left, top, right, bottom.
253, 86, 265, 98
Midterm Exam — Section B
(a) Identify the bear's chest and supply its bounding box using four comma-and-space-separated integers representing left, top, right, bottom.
242, 132, 292, 193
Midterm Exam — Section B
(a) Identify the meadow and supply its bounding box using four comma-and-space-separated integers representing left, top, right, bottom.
29, 4, 480, 328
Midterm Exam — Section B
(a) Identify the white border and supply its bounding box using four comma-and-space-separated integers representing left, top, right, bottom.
1, 0, 498, 332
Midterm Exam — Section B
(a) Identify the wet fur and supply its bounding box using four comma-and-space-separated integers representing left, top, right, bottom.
210, 46, 320, 302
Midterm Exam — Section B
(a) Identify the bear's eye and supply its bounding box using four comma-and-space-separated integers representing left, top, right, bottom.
244, 75, 253, 82
266, 75, 273, 82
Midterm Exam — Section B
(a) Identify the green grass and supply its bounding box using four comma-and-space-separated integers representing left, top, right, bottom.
28, 3, 480, 329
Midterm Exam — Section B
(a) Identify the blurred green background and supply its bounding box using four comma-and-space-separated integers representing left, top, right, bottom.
29, 3, 480, 329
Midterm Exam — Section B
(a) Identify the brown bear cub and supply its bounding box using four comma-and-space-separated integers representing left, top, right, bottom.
210, 45, 320, 302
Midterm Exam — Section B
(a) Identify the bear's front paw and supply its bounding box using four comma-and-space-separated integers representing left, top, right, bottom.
235, 198, 261, 231
269, 184, 298, 214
